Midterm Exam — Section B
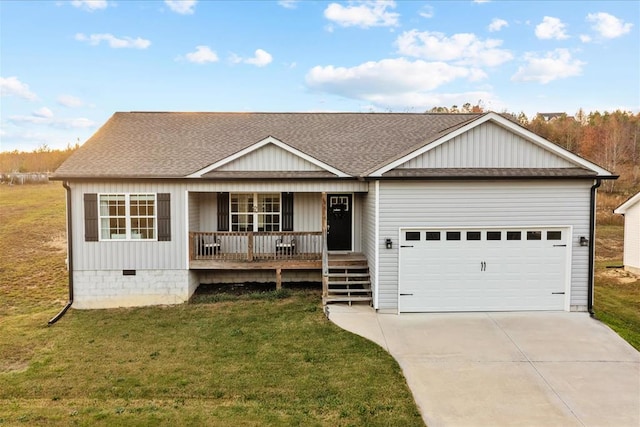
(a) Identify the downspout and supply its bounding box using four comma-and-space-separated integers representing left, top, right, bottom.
587, 178, 601, 317
48, 181, 73, 325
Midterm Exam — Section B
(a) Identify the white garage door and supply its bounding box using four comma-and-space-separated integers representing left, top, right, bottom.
399, 227, 569, 312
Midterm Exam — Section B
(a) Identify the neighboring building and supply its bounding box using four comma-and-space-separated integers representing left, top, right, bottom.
51, 111, 615, 313
614, 192, 640, 275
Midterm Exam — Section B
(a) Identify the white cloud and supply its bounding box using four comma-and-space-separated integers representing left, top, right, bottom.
305, 58, 488, 108
165, 0, 197, 15
57, 94, 85, 108
244, 49, 273, 67
580, 34, 592, 43
70, 0, 108, 11
75, 33, 151, 49
586, 12, 633, 39
0, 76, 38, 100
278, 0, 298, 9
488, 18, 508, 32
324, 0, 399, 29
9, 111, 96, 129
511, 48, 585, 84
184, 46, 219, 64
395, 30, 513, 67
473, 0, 491, 3
535, 16, 569, 40
419, 5, 434, 19
33, 107, 54, 118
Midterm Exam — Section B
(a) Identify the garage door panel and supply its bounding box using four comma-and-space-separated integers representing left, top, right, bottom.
399, 227, 568, 312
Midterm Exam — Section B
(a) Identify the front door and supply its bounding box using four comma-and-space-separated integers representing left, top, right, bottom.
327, 194, 352, 251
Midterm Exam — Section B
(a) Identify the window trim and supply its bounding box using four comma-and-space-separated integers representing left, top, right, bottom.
98, 193, 157, 241
230, 192, 281, 232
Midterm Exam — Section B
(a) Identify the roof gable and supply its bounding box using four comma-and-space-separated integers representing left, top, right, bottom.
188, 136, 350, 178
370, 112, 612, 177
614, 192, 640, 214
396, 121, 576, 169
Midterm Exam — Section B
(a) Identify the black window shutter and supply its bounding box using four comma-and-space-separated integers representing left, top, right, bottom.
157, 193, 171, 241
84, 193, 99, 242
282, 192, 294, 231
217, 192, 229, 231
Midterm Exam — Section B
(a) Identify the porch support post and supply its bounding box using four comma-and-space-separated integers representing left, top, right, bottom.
247, 231, 254, 261
276, 268, 282, 290
321, 192, 328, 299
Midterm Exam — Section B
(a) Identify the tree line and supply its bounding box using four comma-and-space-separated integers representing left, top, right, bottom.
2, 108, 639, 194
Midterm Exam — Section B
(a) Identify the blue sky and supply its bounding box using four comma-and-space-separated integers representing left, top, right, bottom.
1, 0, 638, 152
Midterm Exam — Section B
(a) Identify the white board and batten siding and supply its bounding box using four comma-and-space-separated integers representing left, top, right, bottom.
217, 143, 325, 172
399, 121, 576, 169
70, 181, 189, 271
359, 186, 378, 307
377, 180, 592, 312
617, 195, 640, 273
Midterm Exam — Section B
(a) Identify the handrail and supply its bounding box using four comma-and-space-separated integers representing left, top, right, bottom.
189, 230, 323, 261
322, 231, 329, 300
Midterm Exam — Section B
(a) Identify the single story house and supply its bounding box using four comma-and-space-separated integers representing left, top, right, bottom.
614, 192, 640, 275
50, 111, 615, 316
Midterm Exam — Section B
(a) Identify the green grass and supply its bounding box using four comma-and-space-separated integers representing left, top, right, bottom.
0, 184, 424, 426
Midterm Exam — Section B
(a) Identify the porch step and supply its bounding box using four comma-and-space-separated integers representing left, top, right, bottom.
324, 254, 372, 306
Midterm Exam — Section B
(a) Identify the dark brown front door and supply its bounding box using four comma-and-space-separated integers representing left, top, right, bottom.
327, 194, 352, 251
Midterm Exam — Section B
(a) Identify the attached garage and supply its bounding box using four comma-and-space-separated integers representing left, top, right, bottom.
398, 227, 571, 312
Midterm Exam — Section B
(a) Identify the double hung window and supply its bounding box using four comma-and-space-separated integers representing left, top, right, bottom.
99, 194, 156, 240
230, 193, 280, 232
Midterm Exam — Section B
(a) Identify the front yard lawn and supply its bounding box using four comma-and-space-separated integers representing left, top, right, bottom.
0, 184, 424, 426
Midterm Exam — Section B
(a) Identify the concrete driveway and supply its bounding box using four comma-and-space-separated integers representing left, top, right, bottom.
328, 305, 640, 427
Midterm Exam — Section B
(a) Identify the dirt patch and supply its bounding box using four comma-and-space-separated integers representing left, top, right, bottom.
46, 232, 67, 252
598, 268, 639, 284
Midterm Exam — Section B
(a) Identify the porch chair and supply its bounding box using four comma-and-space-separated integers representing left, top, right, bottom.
275, 237, 296, 256
199, 235, 221, 257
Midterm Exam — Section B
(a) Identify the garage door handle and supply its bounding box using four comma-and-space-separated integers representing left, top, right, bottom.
552, 292, 565, 294
400, 293, 413, 296
401, 245, 414, 248
553, 244, 567, 247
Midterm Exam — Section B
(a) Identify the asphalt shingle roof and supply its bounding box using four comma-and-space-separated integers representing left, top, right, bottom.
52, 112, 483, 179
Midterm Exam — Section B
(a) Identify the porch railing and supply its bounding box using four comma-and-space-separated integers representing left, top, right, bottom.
189, 231, 323, 262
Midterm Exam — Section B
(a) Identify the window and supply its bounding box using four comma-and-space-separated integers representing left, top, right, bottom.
466, 231, 481, 241
527, 231, 542, 240
507, 231, 521, 240
231, 193, 280, 232
547, 231, 562, 240
405, 231, 421, 241
426, 231, 441, 241
99, 194, 156, 240
446, 231, 461, 241
487, 231, 501, 240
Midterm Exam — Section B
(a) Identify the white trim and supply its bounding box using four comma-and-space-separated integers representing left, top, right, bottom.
370, 112, 613, 177
374, 180, 380, 310
614, 191, 640, 214
187, 136, 351, 178
97, 193, 157, 241
397, 224, 573, 313
326, 192, 355, 252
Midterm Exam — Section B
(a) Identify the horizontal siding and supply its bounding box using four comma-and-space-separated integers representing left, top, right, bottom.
185, 180, 367, 193
400, 122, 575, 169
377, 180, 592, 311
218, 144, 324, 172
359, 185, 378, 307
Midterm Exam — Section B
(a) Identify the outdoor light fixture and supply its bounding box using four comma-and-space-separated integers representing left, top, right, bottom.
385, 238, 393, 249
579, 236, 589, 246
